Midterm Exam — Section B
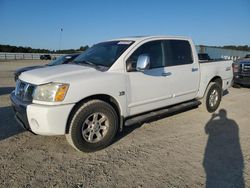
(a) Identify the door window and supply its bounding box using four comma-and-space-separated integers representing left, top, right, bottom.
126, 40, 164, 71
164, 40, 193, 66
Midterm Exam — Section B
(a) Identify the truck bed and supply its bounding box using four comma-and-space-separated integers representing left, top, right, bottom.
197, 60, 233, 99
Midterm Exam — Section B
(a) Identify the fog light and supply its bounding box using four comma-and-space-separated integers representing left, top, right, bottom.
30, 119, 39, 129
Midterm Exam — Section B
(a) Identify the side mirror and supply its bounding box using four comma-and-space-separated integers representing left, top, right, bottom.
136, 54, 150, 71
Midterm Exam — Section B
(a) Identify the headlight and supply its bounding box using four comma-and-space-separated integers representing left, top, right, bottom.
33, 83, 69, 102
232, 63, 240, 73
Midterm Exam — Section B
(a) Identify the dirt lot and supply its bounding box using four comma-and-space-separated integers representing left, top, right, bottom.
0, 60, 249, 188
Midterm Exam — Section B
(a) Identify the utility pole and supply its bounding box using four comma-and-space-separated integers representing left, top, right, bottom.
59, 28, 63, 51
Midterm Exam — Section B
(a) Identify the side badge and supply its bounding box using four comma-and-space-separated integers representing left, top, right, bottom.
119, 91, 125, 96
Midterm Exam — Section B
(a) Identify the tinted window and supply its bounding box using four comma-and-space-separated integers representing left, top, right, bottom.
164, 40, 193, 66
198, 53, 211, 60
127, 41, 164, 71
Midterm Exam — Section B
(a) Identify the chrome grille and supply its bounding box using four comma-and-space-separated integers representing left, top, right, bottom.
242, 63, 250, 73
15, 80, 35, 102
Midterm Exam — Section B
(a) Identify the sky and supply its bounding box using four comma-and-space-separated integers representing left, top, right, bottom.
0, 0, 250, 50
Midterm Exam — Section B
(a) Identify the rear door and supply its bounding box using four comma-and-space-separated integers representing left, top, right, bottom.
163, 40, 199, 103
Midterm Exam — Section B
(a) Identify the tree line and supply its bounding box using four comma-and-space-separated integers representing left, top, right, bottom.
1, 44, 250, 53
221, 45, 250, 52
0, 44, 89, 54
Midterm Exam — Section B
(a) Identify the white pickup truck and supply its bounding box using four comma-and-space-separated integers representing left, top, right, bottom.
10, 36, 233, 152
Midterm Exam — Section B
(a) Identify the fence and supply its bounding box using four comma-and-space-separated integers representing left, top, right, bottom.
0, 52, 65, 60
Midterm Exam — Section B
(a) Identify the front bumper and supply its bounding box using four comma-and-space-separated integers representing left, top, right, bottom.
234, 75, 250, 86
10, 92, 75, 135
10, 92, 31, 131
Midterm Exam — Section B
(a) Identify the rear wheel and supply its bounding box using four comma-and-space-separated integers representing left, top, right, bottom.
202, 82, 222, 113
66, 100, 118, 152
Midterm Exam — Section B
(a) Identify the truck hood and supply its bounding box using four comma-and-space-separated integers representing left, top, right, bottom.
16, 65, 45, 75
19, 64, 101, 85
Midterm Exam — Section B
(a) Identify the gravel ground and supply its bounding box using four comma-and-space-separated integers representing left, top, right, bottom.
0, 60, 249, 188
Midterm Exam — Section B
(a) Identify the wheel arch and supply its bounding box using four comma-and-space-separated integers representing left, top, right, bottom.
210, 76, 223, 88
200, 76, 223, 99
65, 94, 122, 134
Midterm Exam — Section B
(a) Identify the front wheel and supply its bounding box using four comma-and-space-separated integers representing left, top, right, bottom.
66, 100, 118, 152
202, 82, 222, 113
232, 82, 241, 88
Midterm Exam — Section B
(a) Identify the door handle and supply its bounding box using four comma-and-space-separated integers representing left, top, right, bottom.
162, 72, 172, 77
192, 68, 199, 72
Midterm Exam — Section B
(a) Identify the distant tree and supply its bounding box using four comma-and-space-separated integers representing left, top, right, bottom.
222, 45, 250, 51
79, 45, 89, 51
55, 49, 76, 54
0, 44, 90, 54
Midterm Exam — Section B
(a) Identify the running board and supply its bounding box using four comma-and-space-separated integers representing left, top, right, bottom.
124, 100, 201, 127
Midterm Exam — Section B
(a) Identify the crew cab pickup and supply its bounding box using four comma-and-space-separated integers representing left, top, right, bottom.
10, 36, 233, 152
14, 54, 80, 81
233, 57, 250, 86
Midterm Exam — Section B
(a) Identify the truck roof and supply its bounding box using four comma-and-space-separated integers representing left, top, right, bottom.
108, 35, 192, 42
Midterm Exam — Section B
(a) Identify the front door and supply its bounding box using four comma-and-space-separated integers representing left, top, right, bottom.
126, 40, 173, 115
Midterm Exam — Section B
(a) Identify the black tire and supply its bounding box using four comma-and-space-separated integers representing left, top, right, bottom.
66, 100, 118, 152
202, 82, 222, 113
232, 82, 241, 88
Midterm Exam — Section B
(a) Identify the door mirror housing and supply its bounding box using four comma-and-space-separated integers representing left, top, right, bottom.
136, 54, 150, 71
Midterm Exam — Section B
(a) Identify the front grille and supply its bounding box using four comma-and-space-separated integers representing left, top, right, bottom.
242, 63, 250, 73
15, 80, 36, 102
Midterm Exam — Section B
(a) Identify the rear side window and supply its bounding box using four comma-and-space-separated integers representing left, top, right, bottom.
164, 40, 193, 66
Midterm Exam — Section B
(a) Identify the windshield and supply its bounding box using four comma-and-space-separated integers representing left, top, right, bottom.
73, 40, 134, 68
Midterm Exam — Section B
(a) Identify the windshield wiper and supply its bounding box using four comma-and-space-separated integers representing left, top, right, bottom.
73, 60, 108, 69
74, 60, 96, 67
